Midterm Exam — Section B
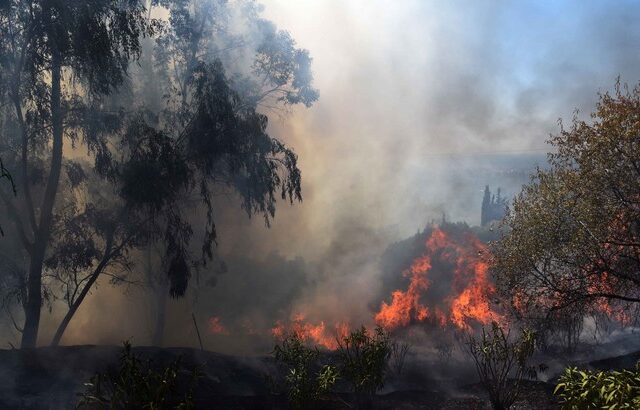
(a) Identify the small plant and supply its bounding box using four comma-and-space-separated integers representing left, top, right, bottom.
337, 325, 392, 398
554, 363, 640, 409
77, 341, 198, 409
465, 322, 537, 410
272, 332, 339, 409
390, 340, 410, 376
435, 340, 454, 363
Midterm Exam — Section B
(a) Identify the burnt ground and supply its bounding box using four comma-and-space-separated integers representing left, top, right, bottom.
0, 344, 603, 409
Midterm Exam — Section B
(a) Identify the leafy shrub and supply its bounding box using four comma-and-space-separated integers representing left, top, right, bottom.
337, 326, 392, 396
272, 332, 339, 409
77, 341, 198, 409
465, 322, 537, 410
554, 363, 640, 409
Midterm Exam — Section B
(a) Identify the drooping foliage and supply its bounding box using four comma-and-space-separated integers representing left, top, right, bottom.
0, 0, 159, 348
0, 0, 318, 347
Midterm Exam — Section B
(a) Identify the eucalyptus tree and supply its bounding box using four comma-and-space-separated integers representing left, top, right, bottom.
0, 0, 318, 348
133, 0, 318, 346
0, 0, 157, 348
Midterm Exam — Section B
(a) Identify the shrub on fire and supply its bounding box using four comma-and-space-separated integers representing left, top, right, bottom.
554, 364, 640, 409
336, 326, 393, 397
272, 332, 339, 409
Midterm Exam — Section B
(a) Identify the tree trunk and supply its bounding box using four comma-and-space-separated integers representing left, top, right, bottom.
50, 240, 113, 347
20, 248, 45, 348
151, 284, 168, 346
21, 48, 64, 349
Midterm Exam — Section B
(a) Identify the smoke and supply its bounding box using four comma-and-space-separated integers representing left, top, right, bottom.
3, 0, 640, 354
217, 0, 640, 262
193, 0, 640, 353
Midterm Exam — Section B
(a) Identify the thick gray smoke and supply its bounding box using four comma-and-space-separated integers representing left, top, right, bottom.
197, 0, 640, 353
2, 0, 640, 354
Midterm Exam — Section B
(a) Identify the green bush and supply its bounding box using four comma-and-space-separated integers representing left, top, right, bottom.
337, 326, 392, 396
554, 363, 640, 409
272, 332, 339, 409
77, 341, 198, 409
465, 322, 537, 410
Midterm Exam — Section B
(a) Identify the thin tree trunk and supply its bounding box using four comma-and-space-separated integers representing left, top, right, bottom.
21, 250, 45, 348
21, 47, 64, 349
50, 239, 113, 347
151, 285, 168, 346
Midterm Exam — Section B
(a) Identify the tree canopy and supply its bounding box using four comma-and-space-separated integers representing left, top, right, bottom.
491, 81, 640, 328
0, 0, 317, 348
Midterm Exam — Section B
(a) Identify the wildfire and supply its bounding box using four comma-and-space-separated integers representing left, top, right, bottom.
206, 223, 634, 352
208, 227, 509, 349
375, 227, 504, 332
208, 316, 230, 335
588, 271, 631, 325
271, 313, 350, 350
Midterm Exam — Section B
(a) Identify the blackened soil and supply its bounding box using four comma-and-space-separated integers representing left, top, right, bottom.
0, 345, 566, 409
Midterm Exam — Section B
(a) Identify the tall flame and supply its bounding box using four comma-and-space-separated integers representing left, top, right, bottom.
210, 227, 508, 350
375, 227, 504, 331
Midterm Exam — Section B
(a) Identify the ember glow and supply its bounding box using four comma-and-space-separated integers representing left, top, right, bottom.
208, 316, 230, 335
375, 228, 504, 332
588, 272, 631, 325
271, 314, 350, 350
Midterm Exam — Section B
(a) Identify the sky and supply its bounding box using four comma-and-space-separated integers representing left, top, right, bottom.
211, 0, 640, 260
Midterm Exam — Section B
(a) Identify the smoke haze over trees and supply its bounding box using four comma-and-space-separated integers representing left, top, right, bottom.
0, 0, 317, 349
0, 0, 638, 356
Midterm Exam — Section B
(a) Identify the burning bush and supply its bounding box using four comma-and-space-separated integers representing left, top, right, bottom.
491, 82, 640, 335
464, 322, 537, 410
554, 363, 640, 409
376, 226, 504, 333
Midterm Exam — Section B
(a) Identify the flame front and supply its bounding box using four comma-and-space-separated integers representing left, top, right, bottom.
209, 227, 507, 350
375, 227, 504, 332
271, 314, 350, 350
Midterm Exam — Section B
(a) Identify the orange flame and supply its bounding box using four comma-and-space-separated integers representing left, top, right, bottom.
375, 227, 504, 332
587, 271, 631, 324
271, 313, 350, 350
208, 316, 230, 335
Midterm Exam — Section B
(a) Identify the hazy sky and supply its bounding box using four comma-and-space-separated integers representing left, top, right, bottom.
212, 0, 640, 260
